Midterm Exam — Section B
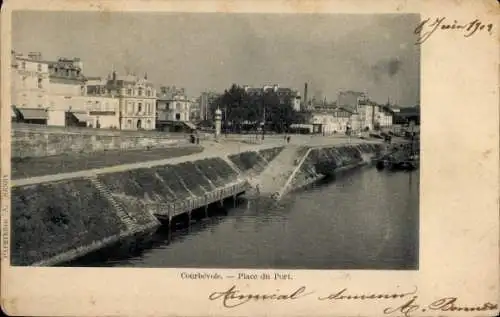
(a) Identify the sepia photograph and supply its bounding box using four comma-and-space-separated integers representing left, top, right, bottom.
9, 10, 421, 270
2, 1, 499, 316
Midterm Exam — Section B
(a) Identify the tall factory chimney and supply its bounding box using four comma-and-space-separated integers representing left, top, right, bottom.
303, 82, 308, 111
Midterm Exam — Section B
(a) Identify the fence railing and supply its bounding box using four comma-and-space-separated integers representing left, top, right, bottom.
144, 181, 250, 218
12, 122, 192, 138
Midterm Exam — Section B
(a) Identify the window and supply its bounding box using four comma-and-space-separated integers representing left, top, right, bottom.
127, 119, 132, 128
127, 88, 132, 95
37, 77, 43, 89
176, 103, 181, 110
21, 61, 26, 69
137, 103, 142, 113
146, 89, 151, 97
138, 88, 143, 96
175, 113, 181, 120
37, 63, 42, 72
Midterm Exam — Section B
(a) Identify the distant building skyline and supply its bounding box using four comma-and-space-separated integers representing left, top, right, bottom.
12, 12, 420, 106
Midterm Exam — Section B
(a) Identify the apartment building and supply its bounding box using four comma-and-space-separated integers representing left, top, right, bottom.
87, 72, 157, 130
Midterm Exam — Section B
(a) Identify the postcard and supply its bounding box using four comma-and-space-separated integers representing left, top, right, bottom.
1, 0, 498, 316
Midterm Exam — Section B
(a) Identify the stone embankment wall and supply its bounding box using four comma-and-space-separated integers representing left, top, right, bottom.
11, 128, 190, 159
287, 143, 384, 193
11, 146, 284, 266
228, 147, 284, 176
11, 178, 161, 266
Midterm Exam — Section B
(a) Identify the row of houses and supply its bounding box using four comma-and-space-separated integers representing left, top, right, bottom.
10, 51, 194, 131
290, 91, 405, 134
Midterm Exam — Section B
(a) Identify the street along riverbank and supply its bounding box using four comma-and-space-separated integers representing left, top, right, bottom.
11, 141, 386, 266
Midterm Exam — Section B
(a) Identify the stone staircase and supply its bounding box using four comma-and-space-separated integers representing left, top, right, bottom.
252, 145, 305, 199
89, 177, 136, 231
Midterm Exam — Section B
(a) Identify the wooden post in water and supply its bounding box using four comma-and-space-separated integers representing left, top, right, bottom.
168, 207, 173, 243
204, 195, 209, 218
187, 200, 192, 225
233, 194, 236, 208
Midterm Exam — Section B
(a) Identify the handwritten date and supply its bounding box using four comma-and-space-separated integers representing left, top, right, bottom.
415, 17, 493, 44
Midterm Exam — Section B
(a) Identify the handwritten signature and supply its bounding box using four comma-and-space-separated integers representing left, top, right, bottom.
384, 296, 498, 317
415, 17, 493, 44
208, 285, 312, 308
208, 285, 498, 316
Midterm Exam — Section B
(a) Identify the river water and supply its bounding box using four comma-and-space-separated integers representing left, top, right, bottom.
76, 166, 419, 270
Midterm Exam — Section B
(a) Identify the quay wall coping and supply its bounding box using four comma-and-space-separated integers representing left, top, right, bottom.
12, 123, 198, 138
11, 128, 194, 159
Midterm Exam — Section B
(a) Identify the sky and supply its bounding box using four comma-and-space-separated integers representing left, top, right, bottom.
12, 11, 420, 106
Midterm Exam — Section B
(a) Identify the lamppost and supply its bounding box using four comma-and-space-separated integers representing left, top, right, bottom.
214, 107, 222, 140
261, 105, 266, 141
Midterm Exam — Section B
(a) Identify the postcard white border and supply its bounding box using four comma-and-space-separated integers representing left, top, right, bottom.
1, 1, 499, 316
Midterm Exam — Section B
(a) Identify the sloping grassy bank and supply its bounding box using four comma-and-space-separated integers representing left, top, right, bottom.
228, 146, 284, 175
10, 178, 153, 266
289, 143, 384, 191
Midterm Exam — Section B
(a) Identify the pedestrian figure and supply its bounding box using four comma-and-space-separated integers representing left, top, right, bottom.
287, 136, 291, 143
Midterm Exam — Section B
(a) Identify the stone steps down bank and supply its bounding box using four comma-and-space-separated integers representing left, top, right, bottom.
10, 147, 284, 266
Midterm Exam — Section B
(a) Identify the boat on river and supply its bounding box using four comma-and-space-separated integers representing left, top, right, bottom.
375, 143, 419, 171
376, 155, 419, 171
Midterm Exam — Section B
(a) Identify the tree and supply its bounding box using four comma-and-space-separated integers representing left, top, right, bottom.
211, 84, 299, 133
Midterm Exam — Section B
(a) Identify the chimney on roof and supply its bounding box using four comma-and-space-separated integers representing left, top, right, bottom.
28, 52, 42, 61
